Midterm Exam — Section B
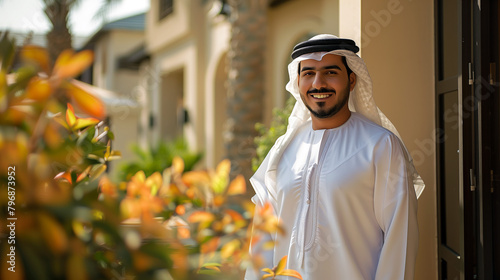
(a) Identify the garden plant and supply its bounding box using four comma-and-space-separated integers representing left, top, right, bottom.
0, 33, 301, 280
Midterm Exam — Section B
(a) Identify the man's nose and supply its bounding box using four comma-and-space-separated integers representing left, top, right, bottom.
312, 73, 327, 89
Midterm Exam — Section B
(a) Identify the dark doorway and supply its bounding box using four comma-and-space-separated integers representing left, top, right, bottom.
436, 0, 500, 279
475, 1, 500, 279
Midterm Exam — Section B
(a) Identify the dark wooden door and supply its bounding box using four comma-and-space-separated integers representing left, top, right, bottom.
474, 0, 500, 279
436, 0, 500, 279
436, 0, 474, 278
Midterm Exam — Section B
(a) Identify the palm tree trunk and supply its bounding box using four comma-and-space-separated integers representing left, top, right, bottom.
225, 0, 268, 180
44, 0, 73, 63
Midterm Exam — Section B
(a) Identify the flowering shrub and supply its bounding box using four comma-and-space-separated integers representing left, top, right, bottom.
0, 34, 301, 280
0, 34, 124, 280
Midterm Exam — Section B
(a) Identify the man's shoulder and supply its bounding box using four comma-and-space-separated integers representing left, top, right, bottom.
350, 114, 407, 159
349, 112, 396, 141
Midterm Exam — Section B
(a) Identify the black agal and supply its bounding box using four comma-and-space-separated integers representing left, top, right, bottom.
291, 38, 359, 59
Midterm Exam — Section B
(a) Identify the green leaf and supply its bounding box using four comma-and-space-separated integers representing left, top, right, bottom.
106, 130, 114, 140
201, 262, 222, 268
0, 33, 16, 72
197, 269, 221, 275
17, 242, 51, 280
139, 242, 174, 267
10, 66, 37, 94
76, 130, 89, 146
90, 164, 107, 179
117, 138, 202, 181
0, 71, 6, 108
212, 174, 228, 194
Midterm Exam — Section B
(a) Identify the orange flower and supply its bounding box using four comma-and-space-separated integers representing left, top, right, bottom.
120, 171, 165, 221
98, 176, 118, 198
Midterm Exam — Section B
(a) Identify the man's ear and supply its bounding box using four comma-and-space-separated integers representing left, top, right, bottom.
349, 73, 356, 91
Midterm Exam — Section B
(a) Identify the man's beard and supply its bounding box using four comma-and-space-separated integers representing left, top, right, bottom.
302, 82, 350, 119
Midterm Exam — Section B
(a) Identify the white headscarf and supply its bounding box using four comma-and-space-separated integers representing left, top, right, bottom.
251, 34, 424, 208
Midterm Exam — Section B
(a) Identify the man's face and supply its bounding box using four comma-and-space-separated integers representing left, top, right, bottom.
297, 54, 356, 119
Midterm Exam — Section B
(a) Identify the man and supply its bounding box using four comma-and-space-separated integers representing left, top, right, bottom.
246, 34, 425, 279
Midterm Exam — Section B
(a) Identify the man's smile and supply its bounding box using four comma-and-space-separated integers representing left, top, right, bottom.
310, 93, 333, 99
307, 88, 336, 100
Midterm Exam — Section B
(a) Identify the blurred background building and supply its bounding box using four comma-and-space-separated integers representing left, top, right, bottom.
79, 13, 145, 172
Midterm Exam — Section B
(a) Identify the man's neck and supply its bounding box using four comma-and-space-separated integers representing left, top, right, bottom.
311, 108, 352, 130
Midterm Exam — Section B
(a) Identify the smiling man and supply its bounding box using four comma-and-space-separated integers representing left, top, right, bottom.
298, 53, 355, 129
246, 34, 425, 280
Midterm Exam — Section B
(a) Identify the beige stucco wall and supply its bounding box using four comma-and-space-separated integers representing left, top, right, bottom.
93, 36, 108, 89
204, 17, 231, 168
109, 106, 140, 179
146, 1, 235, 168
152, 43, 202, 151
146, 0, 191, 54
109, 30, 144, 96
360, 1, 437, 279
93, 30, 143, 91
146, 2, 209, 162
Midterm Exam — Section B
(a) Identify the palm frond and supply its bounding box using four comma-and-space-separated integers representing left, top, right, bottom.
92, 0, 124, 23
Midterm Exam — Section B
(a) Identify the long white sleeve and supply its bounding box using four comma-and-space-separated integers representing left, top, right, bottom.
374, 135, 419, 280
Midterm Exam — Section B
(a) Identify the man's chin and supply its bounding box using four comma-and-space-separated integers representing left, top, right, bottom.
310, 108, 340, 119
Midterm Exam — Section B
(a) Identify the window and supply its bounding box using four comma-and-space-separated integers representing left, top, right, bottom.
159, 0, 173, 20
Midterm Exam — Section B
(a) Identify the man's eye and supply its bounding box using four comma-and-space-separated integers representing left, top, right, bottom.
326, 71, 338, 75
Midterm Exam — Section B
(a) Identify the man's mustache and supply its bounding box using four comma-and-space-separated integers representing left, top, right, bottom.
307, 88, 336, 94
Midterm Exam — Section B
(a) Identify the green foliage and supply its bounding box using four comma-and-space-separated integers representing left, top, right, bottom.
252, 96, 295, 171
0, 34, 302, 280
118, 139, 203, 181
